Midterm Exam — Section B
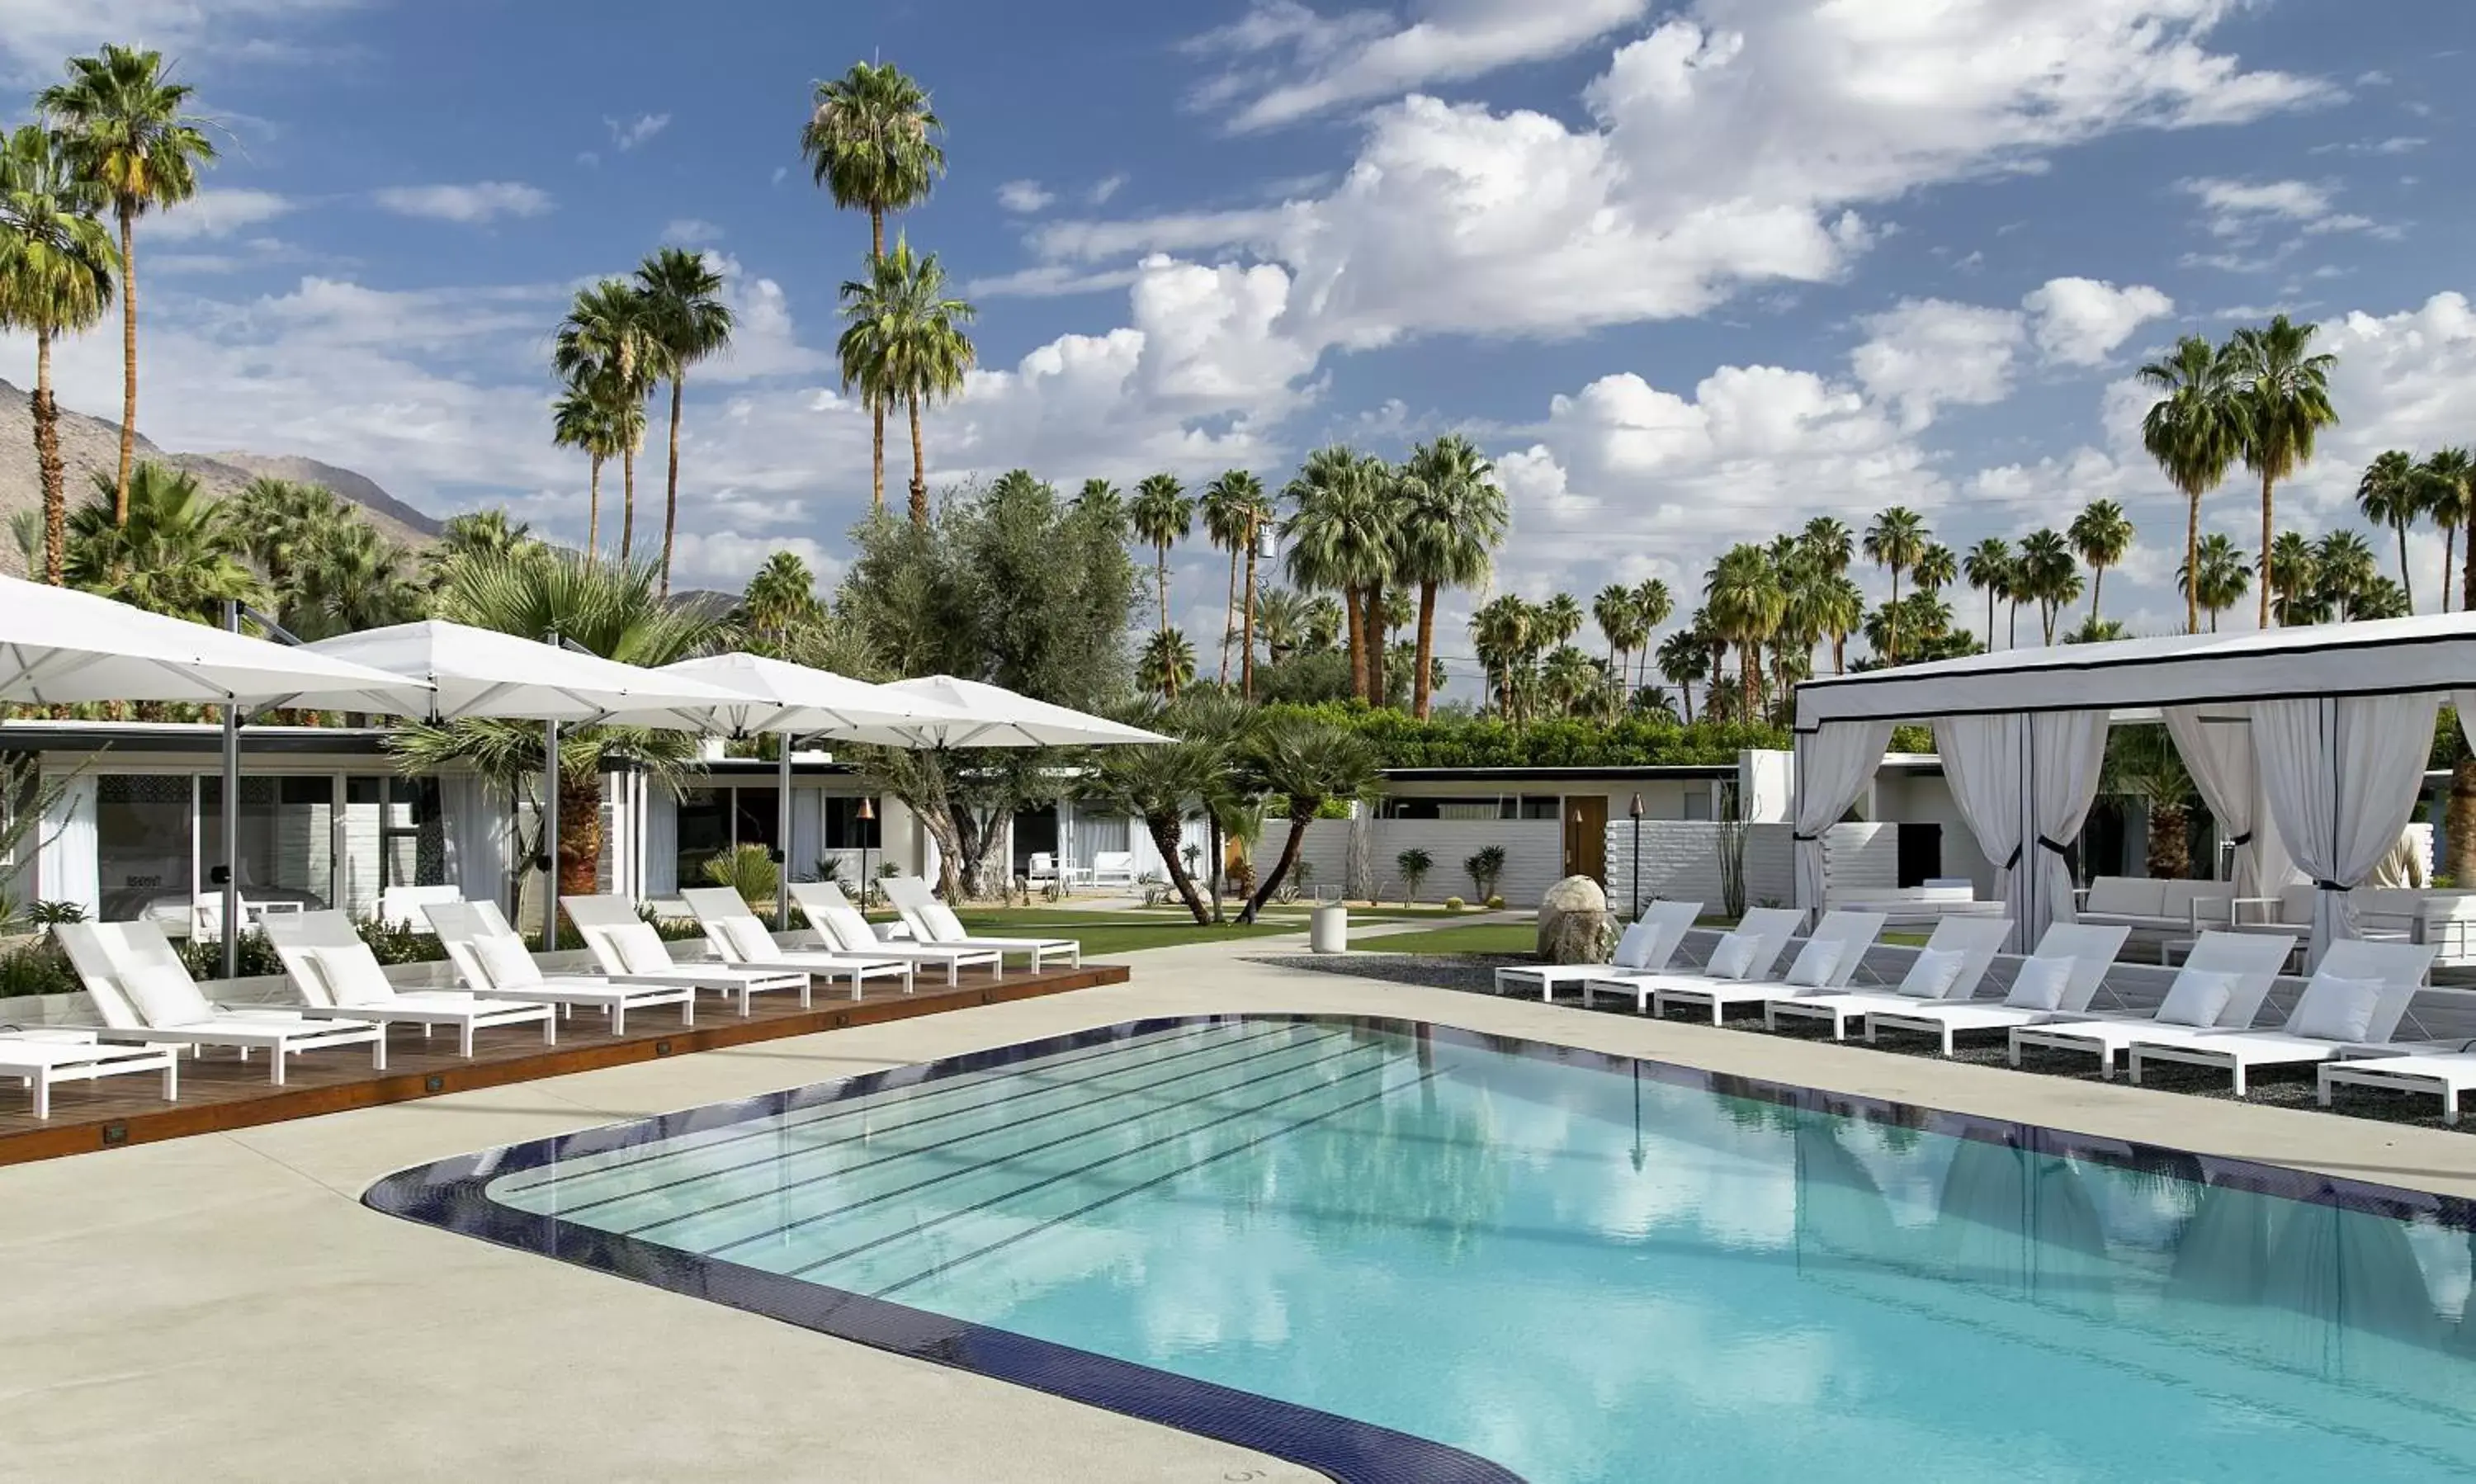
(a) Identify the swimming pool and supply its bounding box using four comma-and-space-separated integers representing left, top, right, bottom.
369, 1015, 2476, 1482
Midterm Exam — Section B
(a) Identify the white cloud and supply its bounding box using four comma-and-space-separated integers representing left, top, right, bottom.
666, 532, 843, 594
997, 179, 1056, 214
2311, 135, 2426, 156
660, 217, 725, 244
373, 181, 554, 224
607, 112, 671, 150
2022, 276, 2176, 366
964, 263, 1141, 300
1850, 300, 2025, 431
1089, 173, 1129, 205
0, 0, 361, 78
146, 187, 295, 242
1193, 0, 1651, 131
697, 257, 831, 385
2180, 176, 2377, 239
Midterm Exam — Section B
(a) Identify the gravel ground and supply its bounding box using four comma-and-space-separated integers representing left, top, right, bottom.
1253, 952, 2476, 1134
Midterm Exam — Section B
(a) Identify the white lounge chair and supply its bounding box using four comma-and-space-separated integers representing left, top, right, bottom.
1647, 910, 1888, 1024
562, 895, 814, 1014
1493, 900, 1704, 1004
882, 875, 1081, 970
1859, 922, 2134, 1054
2318, 1047, 2476, 1123
2127, 937, 2441, 1097
678, 888, 916, 998
54, 920, 388, 1084
1089, 851, 1136, 889
0, 1029, 180, 1119
1578, 908, 1806, 1016
263, 910, 556, 1056
786, 881, 1004, 986
1761, 915, 2016, 1040
423, 900, 697, 1036
2007, 930, 2298, 1079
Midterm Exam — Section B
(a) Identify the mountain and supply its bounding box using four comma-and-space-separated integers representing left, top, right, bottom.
0, 380, 439, 574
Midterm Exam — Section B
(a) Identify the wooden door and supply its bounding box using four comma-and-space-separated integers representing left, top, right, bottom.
1563, 795, 1608, 885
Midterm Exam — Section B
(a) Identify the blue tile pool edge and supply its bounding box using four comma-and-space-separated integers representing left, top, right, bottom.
359, 1014, 2476, 1484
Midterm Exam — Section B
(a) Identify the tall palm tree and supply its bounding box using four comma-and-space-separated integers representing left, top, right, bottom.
2067, 499, 2134, 625
2137, 333, 2245, 632
2422, 447, 2476, 612
550, 377, 639, 555
1283, 446, 1397, 703
802, 61, 945, 511
2225, 315, 2339, 627
634, 248, 735, 598
837, 238, 975, 526
0, 124, 117, 584
1467, 593, 1538, 720
1703, 543, 1783, 716
1252, 586, 1315, 666
1395, 434, 1505, 718
2015, 527, 2080, 644
2266, 530, 2320, 626
2313, 528, 2380, 620
1655, 627, 1708, 725
1861, 507, 1927, 664
1963, 537, 2013, 650
2356, 449, 2424, 612
289, 518, 423, 640
1231, 475, 1277, 701
1129, 473, 1193, 678
739, 550, 823, 650
1137, 626, 1198, 700
1911, 541, 1958, 593
1800, 516, 1854, 578
1593, 584, 1647, 707
1812, 574, 1864, 674
40, 45, 215, 528
1630, 578, 1673, 690
553, 279, 654, 559
1198, 470, 1260, 686
1072, 477, 1126, 535
2180, 532, 2251, 631
1538, 592, 1584, 648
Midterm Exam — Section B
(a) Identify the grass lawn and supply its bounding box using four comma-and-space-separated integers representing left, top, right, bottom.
1354, 923, 1538, 956
947, 907, 1301, 956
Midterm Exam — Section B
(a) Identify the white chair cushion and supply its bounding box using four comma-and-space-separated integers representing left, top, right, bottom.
2287, 972, 2383, 1043
921, 902, 968, 942
118, 958, 210, 1026
473, 933, 545, 990
602, 922, 676, 976
1706, 932, 1760, 981
2003, 957, 2073, 1011
2157, 969, 2236, 1028
1610, 921, 1654, 970
1897, 948, 1966, 1000
1784, 939, 1842, 989
306, 943, 398, 1007
820, 904, 879, 951
718, 918, 777, 962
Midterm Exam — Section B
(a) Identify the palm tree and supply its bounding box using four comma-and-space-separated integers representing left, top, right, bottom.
1252, 586, 1315, 665
40, 45, 215, 528
1861, 507, 1927, 663
424, 510, 537, 586
1539, 645, 1604, 718
63, 462, 257, 621
1236, 716, 1379, 922
1396, 434, 1504, 719
634, 247, 735, 598
1539, 592, 1585, 648
1630, 578, 1673, 690
2137, 334, 2244, 632
837, 238, 975, 526
289, 518, 422, 640
1593, 584, 1647, 707
2266, 530, 2320, 626
2179, 532, 2252, 631
553, 279, 654, 559
801, 61, 945, 510
1654, 627, 1708, 725
2422, 448, 2476, 612
2225, 315, 2339, 627
2356, 450, 2424, 612
1911, 541, 1958, 593
1137, 626, 1198, 700
2313, 528, 2379, 620
0, 124, 117, 584
1283, 446, 1398, 703
738, 550, 822, 650
1801, 516, 1853, 577
1963, 537, 2012, 650
1704, 543, 1783, 716
1467, 594, 1538, 720
1129, 473, 1193, 674
1812, 574, 1864, 674
2015, 527, 2080, 644
2067, 499, 2134, 625
1198, 470, 1261, 686
1072, 477, 1126, 535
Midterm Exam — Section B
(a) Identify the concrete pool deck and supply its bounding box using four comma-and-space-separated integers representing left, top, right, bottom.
10, 937, 2476, 1482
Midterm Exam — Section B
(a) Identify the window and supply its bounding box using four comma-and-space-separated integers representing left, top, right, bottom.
674, 787, 731, 889
1683, 789, 1712, 822
823, 796, 880, 849
96, 774, 191, 924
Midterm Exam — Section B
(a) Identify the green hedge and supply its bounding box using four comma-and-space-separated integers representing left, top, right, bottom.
1264, 703, 1788, 768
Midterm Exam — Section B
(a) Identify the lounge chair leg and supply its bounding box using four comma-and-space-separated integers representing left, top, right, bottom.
2448, 1094, 2460, 1126
1941, 1028, 1954, 1057
681, 997, 694, 1026
270, 1047, 286, 1085
2008, 1039, 2023, 1068
542, 1015, 556, 1045
612, 1004, 626, 1037
2129, 1052, 2143, 1086
161, 1061, 177, 1102
32, 1076, 46, 1120
461, 1023, 475, 1056
2231, 1065, 2246, 1098
1709, 1002, 1722, 1026
372, 1037, 387, 1071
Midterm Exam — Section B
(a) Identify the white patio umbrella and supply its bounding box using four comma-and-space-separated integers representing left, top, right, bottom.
599, 653, 981, 923
0, 575, 437, 977
299, 621, 754, 948
825, 674, 1172, 749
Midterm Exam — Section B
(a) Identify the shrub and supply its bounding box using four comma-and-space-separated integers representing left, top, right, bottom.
0, 938, 80, 998
1485, 895, 1505, 910
1464, 845, 1507, 902
1395, 848, 1434, 905
702, 843, 781, 905
1443, 896, 1466, 912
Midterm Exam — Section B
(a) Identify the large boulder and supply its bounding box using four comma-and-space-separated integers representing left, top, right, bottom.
1537, 874, 1616, 964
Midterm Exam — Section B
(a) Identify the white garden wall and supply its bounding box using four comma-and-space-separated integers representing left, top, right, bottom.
1291, 818, 1563, 905
1600, 820, 1892, 915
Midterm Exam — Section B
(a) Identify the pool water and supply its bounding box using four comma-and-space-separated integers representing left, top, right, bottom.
395, 1017, 2476, 1482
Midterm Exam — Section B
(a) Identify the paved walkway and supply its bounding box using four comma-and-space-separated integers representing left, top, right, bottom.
8, 933, 2475, 1482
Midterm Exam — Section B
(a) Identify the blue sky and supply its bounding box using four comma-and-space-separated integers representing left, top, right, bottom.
6, 0, 2474, 669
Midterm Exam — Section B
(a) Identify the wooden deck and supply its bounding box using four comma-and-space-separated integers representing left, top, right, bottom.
0, 962, 1129, 1167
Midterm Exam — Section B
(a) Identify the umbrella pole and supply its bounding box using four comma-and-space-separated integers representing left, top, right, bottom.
776, 736, 794, 929
542, 719, 560, 952
220, 601, 242, 982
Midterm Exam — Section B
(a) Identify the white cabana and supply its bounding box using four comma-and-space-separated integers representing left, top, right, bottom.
0, 576, 438, 976
1793, 612, 2476, 966
300, 621, 753, 946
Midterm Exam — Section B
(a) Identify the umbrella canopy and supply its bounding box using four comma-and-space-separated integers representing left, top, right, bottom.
296, 620, 751, 721
601, 653, 980, 737
0, 574, 434, 711
825, 674, 1170, 749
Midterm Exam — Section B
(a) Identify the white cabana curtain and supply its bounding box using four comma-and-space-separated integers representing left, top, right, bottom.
1934, 711, 2107, 951
1935, 716, 2029, 950
36, 774, 98, 916
2162, 707, 2299, 900
440, 773, 512, 910
2029, 711, 2111, 946
1792, 720, 1895, 924
2254, 693, 2443, 968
